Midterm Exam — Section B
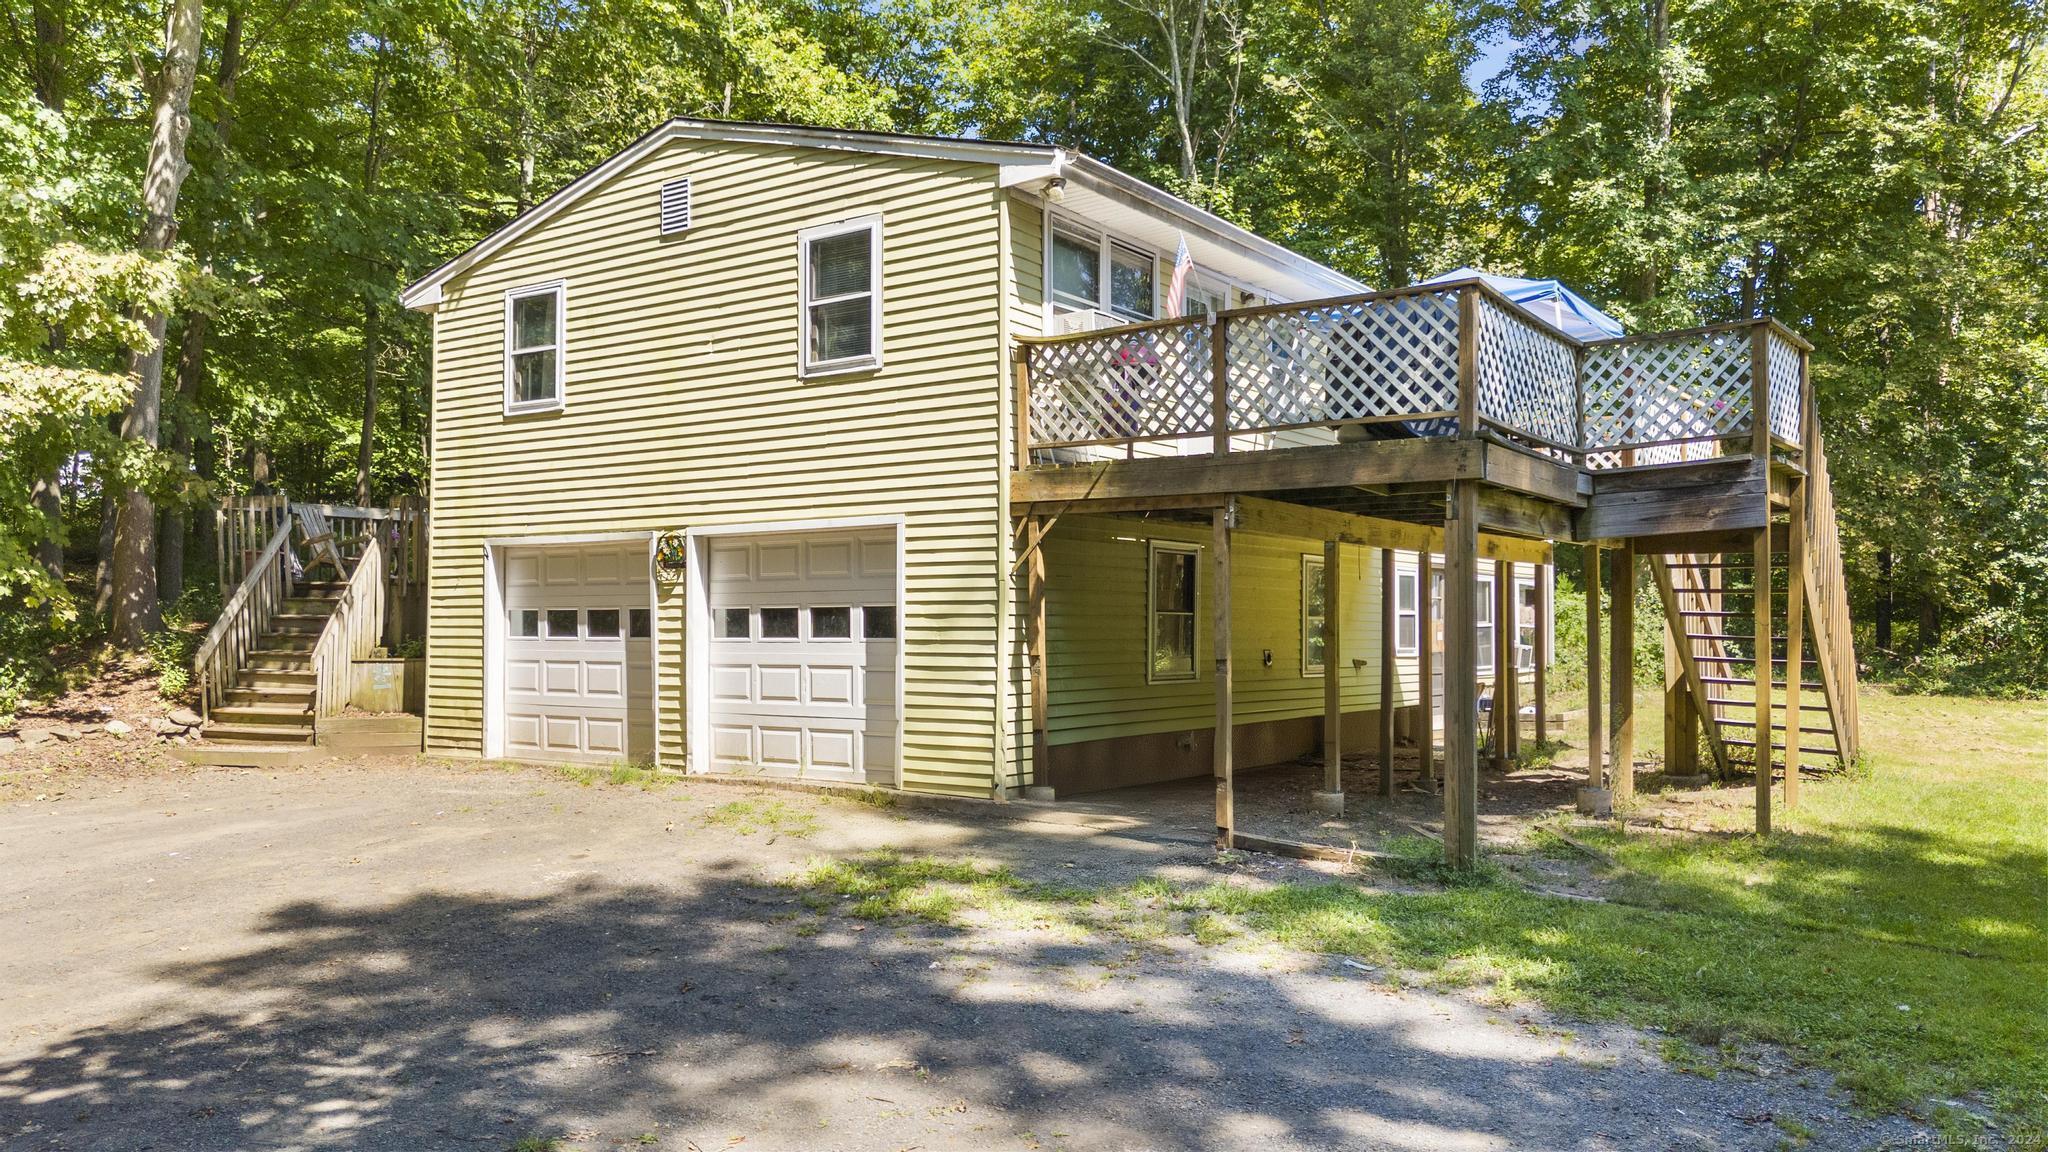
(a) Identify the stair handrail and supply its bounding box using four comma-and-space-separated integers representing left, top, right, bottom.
1801, 429, 1860, 760
194, 516, 295, 720
309, 530, 387, 720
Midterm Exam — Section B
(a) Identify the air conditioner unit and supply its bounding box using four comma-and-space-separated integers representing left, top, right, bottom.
1052, 308, 1124, 335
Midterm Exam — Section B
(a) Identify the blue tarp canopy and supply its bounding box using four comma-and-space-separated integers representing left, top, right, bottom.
1419, 267, 1626, 342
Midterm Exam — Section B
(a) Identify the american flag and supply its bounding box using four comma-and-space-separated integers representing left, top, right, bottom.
1165, 233, 1193, 317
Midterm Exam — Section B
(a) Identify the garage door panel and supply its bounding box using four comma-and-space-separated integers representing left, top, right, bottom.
542, 661, 582, 695
808, 665, 856, 706
502, 542, 651, 765
707, 529, 896, 782
758, 727, 803, 768
710, 664, 752, 702
711, 725, 754, 765
808, 729, 857, 774
584, 662, 625, 699
758, 665, 802, 703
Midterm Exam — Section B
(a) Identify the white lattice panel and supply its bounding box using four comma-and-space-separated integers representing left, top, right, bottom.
1766, 331, 1803, 445
1474, 297, 1578, 446
1582, 330, 1752, 453
1223, 293, 1459, 432
1026, 322, 1212, 447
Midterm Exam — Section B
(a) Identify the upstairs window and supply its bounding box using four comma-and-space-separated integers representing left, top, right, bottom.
1046, 213, 1157, 320
1148, 542, 1198, 682
801, 216, 882, 375
504, 281, 565, 414
1109, 242, 1155, 320
1050, 224, 1101, 312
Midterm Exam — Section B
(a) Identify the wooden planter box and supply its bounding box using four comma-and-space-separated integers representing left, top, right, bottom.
350, 657, 425, 714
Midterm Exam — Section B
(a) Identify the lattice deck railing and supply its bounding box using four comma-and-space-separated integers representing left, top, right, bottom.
1017, 277, 1813, 471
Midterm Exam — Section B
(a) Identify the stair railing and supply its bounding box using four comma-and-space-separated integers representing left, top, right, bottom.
1801, 429, 1860, 760
193, 517, 295, 720
310, 530, 387, 719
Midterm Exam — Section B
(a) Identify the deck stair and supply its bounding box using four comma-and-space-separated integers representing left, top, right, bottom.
183, 506, 392, 768
1648, 432, 1861, 780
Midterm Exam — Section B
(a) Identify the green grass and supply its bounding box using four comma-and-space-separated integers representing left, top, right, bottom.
779, 689, 2047, 1134
703, 798, 820, 838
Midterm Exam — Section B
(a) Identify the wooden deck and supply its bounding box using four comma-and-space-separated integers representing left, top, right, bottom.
1010, 277, 1857, 862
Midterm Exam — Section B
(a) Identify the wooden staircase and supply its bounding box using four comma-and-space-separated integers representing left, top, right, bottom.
198, 581, 346, 750
1650, 431, 1861, 783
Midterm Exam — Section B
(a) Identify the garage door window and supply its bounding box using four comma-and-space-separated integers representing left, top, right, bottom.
716, 608, 750, 638
761, 607, 799, 639
587, 608, 620, 638
862, 605, 896, 638
510, 609, 540, 638
811, 606, 851, 639
629, 608, 651, 638
546, 609, 579, 638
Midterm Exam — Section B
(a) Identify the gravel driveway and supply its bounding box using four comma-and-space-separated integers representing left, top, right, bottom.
0, 759, 1929, 1151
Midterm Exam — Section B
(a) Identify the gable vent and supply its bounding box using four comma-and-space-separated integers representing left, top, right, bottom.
659, 177, 692, 235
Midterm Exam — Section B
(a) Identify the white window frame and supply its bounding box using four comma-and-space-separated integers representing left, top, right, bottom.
1301, 554, 1326, 676
1043, 209, 1160, 322
503, 279, 566, 416
798, 214, 884, 377
1146, 540, 1200, 684
1515, 575, 1539, 672
1395, 568, 1420, 657
1477, 573, 1496, 675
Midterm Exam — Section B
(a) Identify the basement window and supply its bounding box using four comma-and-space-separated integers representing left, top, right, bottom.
1477, 574, 1496, 675
1395, 569, 1420, 656
1147, 542, 1198, 683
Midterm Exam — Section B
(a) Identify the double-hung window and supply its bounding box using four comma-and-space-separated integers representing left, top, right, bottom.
1517, 578, 1539, 671
800, 215, 882, 375
1395, 569, 1420, 656
504, 281, 565, 414
1148, 542, 1198, 682
1302, 556, 1327, 675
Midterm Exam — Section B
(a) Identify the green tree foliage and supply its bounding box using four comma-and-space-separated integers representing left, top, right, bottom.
0, 0, 2041, 688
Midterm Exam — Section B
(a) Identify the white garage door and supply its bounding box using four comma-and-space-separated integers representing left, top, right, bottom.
706, 530, 897, 784
503, 541, 654, 763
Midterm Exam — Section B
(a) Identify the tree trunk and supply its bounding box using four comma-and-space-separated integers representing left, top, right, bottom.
31, 475, 64, 579
356, 38, 388, 507
1639, 0, 1671, 302
108, 0, 203, 649
30, 0, 67, 581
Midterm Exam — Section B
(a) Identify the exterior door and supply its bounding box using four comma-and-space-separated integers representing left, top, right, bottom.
502, 541, 653, 763
705, 529, 897, 783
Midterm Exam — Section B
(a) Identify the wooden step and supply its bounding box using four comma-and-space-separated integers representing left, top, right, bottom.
201, 723, 316, 745
247, 652, 312, 671
1710, 717, 1838, 735
1705, 696, 1831, 712
241, 668, 316, 688
223, 685, 315, 707
1722, 736, 1843, 757
281, 597, 341, 615
210, 703, 315, 727
1677, 609, 1749, 618
1699, 675, 1825, 689
269, 613, 331, 635
171, 743, 324, 768
1691, 655, 1816, 665
255, 634, 318, 653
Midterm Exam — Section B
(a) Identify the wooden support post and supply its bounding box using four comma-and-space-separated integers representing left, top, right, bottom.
1785, 482, 1807, 807
1584, 544, 1606, 795
1014, 353, 1032, 470
1213, 501, 1235, 848
1442, 481, 1480, 868
1024, 516, 1050, 792
1418, 550, 1437, 792
1534, 561, 1550, 744
1504, 562, 1521, 761
1380, 545, 1397, 797
1492, 564, 1512, 770
1610, 541, 1636, 800
1753, 525, 1773, 835
1318, 539, 1343, 814
1210, 316, 1230, 458
1663, 617, 1700, 776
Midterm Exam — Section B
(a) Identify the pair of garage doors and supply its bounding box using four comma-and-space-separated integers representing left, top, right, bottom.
500, 531, 897, 784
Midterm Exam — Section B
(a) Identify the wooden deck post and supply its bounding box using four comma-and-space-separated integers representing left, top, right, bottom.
1213, 501, 1235, 849
1785, 482, 1807, 808
1583, 544, 1607, 799
1499, 561, 1515, 766
1442, 481, 1480, 868
1210, 315, 1231, 458
1014, 352, 1032, 470
1418, 550, 1437, 792
1753, 524, 1773, 835
1380, 545, 1397, 797
1024, 516, 1050, 793
1610, 541, 1636, 800
1503, 562, 1521, 762
1534, 560, 1550, 744
1663, 614, 1700, 777
1316, 538, 1343, 815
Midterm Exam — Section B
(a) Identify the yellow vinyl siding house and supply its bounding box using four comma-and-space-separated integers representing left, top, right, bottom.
403, 119, 1553, 799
